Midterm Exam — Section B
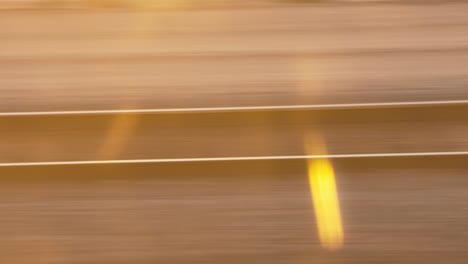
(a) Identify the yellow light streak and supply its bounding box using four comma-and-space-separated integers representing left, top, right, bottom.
98, 104, 139, 159
306, 135, 344, 250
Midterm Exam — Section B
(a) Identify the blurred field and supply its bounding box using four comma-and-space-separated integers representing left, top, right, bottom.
1, 157, 468, 264
2, 1, 468, 264
2, 2, 468, 111
2, 104, 468, 163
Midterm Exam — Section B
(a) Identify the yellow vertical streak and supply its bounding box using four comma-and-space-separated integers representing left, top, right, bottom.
306, 135, 344, 250
129, 0, 156, 40
292, 56, 324, 101
131, 0, 192, 36
98, 112, 139, 159
307, 158, 344, 250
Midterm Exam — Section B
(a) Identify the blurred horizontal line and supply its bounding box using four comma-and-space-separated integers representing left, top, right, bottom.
1, 151, 468, 167
2, 100, 468, 117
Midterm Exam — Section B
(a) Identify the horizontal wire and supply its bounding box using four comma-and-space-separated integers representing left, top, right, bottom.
1, 99, 468, 117
1, 151, 468, 167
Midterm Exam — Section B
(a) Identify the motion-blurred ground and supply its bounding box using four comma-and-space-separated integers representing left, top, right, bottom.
1, 1, 468, 264
2, 1, 468, 111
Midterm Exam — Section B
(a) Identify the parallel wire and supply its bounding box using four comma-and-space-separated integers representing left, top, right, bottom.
1, 99, 468, 117
1, 151, 467, 167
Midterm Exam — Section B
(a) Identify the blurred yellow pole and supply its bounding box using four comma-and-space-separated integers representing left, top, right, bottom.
305, 135, 344, 250
97, 104, 139, 159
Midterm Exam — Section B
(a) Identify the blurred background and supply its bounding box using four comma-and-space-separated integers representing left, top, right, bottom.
1, 0, 468, 263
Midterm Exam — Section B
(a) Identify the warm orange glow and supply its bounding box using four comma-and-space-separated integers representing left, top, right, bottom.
134, 0, 192, 10
98, 112, 139, 159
